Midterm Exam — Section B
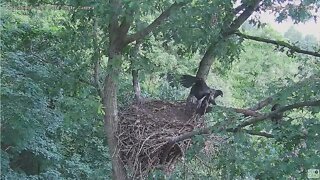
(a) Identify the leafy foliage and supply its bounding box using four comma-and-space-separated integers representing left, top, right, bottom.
1, 0, 319, 179
1, 4, 111, 179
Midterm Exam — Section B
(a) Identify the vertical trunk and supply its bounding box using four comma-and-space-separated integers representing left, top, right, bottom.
103, 55, 127, 180
188, 41, 219, 105
105, 0, 128, 174
132, 69, 142, 103
195, 43, 217, 79
196, 0, 261, 80
101, 2, 185, 178
131, 41, 142, 103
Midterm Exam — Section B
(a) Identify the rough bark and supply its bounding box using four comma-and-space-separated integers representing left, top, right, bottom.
105, 1, 128, 178
103, 56, 127, 180
196, 42, 218, 79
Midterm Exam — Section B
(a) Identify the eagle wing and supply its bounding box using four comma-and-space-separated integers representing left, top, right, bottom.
180, 74, 198, 88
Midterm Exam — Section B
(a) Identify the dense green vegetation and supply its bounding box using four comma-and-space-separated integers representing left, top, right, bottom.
1, 0, 319, 179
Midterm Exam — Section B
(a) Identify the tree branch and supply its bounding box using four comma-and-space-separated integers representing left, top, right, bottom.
235, 100, 320, 129
109, 0, 121, 29
196, 0, 261, 79
240, 129, 274, 138
249, 96, 273, 111
169, 99, 319, 143
130, 40, 143, 103
228, 96, 273, 117
233, 3, 247, 14
233, 108, 262, 117
168, 126, 211, 144
118, 10, 134, 38
125, 2, 186, 44
109, 0, 122, 50
225, 0, 262, 35
92, 18, 104, 98
235, 32, 320, 58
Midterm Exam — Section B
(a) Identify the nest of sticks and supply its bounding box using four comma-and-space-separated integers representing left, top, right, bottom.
117, 100, 212, 178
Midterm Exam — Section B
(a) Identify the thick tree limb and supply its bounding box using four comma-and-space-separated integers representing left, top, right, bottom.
235, 100, 320, 129
228, 96, 273, 117
106, 1, 129, 179
125, 2, 186, 44
225, 0, 262, 35
230, 97, 273, 118
169, 99, 319, 143
233, 108, 262, 117
249, 97, 273, 111
196, 42, 218, 78
168, 126, 212, 144
118, 10, 134, 38
109, 0, 121, 32
235, 32, 320, 58
108, 0, 124, 53
234, 3, 247, 14
196, 0, 262, 79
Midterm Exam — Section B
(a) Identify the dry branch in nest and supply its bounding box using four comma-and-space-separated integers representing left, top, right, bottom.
117, 100, 221, 178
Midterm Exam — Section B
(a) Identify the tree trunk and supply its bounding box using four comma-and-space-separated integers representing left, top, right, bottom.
131, 41, 143, 104
103, 55, 127, 180
195, 0, 262, 80
132, 69, 142, 103
102, 2, 186, 178
195, 42, 218, 79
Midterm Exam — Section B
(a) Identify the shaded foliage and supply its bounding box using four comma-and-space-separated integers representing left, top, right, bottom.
1, 5, 112, 179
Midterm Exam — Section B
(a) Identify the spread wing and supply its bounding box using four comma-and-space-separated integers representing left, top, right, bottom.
180, 74, 198, 88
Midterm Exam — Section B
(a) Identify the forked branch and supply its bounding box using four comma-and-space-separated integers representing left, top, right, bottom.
125, 2, 186, 44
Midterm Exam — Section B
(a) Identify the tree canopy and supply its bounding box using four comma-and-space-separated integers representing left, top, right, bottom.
1, 0, 320, 179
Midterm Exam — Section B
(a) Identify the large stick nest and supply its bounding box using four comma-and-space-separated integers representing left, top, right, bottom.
117, 100, 213, 178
